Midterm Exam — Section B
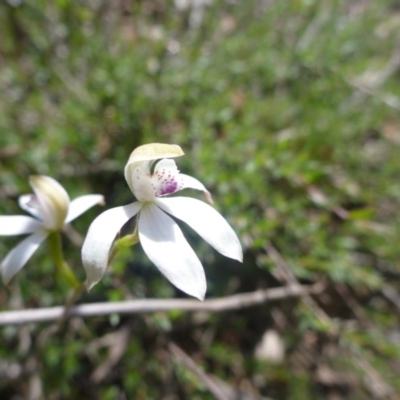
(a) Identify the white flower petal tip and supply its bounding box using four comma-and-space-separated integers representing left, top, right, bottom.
204, 191, 214, 205
85, 278, 98, 292
156, 197, 243, 263
81, 202, 142, 290
66, 194, 105, 223
139, 204, 207, 300
1, 229, 48, 285
179, 174, 214, 204
193, 289, 206, 302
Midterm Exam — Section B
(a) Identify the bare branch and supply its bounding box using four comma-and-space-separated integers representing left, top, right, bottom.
0, 283, 323, 326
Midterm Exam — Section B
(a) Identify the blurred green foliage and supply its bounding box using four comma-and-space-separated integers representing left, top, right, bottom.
1, 0, 400, 398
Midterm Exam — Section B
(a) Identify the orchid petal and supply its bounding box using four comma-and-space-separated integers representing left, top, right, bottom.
125, 143, 184, 194
1, 229, 48, 284
179, 173, 213, 203
138, 204, 206, 300
156, 197, 243, 262
66, 194, 105, 223
127, 161, 157, 202
151, 159, 182, 197
82, 202, 142, 290
0, 216, 43, 236
18, 195, 42, 219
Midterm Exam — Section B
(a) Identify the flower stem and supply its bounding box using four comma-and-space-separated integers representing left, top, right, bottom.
47, 231, 80, 289
114, 231, 140, 249
108, 230, 140, 265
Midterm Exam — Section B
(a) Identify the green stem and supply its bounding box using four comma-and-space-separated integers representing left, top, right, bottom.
47, 231, 80, 289
114, 231, 140, 249
109, 230, 140, 265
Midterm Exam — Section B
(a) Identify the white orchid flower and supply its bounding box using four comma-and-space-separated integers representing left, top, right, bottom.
0, 175, 104, 284
82, 143, 242, 300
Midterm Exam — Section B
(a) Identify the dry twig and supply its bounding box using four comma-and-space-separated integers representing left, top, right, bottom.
169, 342, 230, 400
0, 284, 323, 326
169, 342, 274, 400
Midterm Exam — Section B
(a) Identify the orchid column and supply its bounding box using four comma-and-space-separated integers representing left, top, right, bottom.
82, 143, 242, 300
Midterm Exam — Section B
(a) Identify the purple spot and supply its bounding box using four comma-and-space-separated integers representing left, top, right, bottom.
159, 180, 178, 196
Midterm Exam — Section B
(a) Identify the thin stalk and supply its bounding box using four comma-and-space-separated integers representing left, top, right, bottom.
47, 231, 80, 289
108, 229, 140, 265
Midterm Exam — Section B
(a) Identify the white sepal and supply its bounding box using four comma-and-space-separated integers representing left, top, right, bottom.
156, 197, 243, 262
1, 229, 48, 284
0, 216, 43, 236
66, 194, 105, 223
82, 202, 142, 290
139, 204, 206, 300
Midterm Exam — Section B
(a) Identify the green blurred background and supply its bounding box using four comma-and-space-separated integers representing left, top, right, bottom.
1, 0, 400, 398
